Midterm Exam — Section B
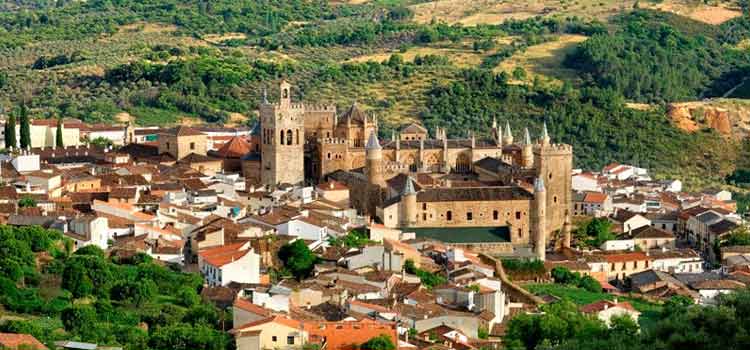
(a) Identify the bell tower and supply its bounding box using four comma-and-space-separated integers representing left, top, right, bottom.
260, 81, 305, 186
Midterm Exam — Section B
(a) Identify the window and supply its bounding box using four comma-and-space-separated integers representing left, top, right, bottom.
446, 211, 452, 221
493, 210, 499, 220
272, 336, 277, 342
423, 203, 427, 210
553, 196, 558, 203
467, 212, 473, 221
518, 228, 522, 238
286, 130, 293, 145
422, 213, 427, 221
287, 336, 295, 345
190, 142, 195, 150
515, 211, 521, 220
296, 129, 300, 144
280, 130, 284, 145
327, 153, 331, 160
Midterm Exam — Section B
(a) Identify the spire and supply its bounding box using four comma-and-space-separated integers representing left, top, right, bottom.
534, 177, 545, 192
541, 122, 550, 145
492, 117, 497, 129
365, 131, 381, 150
505, 121, 512, 139
524, 128, 531, 145
402, 176, 417, 196
262, 88, 268, 104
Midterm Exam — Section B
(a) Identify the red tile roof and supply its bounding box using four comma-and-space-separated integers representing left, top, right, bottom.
213, 136, 252, 158
0, 333, 47, 350
580, 300, 637, 314
198, 242, 252, 267
583, 192, 608, 204
234, 298, 272, 317
603, 252, 651, 263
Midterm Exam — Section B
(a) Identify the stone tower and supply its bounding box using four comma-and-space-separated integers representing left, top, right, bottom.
533, 177, 547, 261
365, 131, 384, 187
260, 80, 305, 186
533, 122, 573, 235
401, 176, 417, 227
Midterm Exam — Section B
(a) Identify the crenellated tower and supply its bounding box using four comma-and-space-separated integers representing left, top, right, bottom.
260, 80, 305, 186
533, 122, 573, 236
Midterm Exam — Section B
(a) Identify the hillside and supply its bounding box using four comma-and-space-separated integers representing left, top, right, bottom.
1, 0, 750, 188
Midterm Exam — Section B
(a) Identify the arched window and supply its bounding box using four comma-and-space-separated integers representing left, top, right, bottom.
286, 130, 293, 145
446, 211, 452, 221
282, 88, 288, 98
280, 130, 284, 145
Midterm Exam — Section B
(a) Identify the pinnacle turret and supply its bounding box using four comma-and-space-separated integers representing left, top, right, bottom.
365, 131, 381, 150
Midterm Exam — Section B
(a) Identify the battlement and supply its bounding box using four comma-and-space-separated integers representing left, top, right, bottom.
318, 137, 348, 145
306, 104, 337, 112
535, 143, 573, 155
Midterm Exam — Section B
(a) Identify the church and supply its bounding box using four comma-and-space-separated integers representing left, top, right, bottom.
248, 81, 574, 259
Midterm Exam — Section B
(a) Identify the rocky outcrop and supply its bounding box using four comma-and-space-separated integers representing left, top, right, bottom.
667, 100, 750, 139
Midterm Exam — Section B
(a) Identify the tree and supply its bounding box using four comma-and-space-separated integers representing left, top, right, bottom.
18, 104, 30, 149
578, 275, 602, 293
278, 240, 317, 280
360, 335, 396, 350
90, 136, 113, 148
177, 287, 201, 308
5, 111, 16, 149
110, 280, 157, 306
149, 323, 228, 350
61, 305, 97, 332
55, 117, 64, 148
18, 196, 36, 208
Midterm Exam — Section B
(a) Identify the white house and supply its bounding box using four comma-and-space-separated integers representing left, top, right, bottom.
691, 280, 746, 305
67, 216, 111, 250
610, 210, 651, 233
10, 153, 40, 172
198, 241, 261, 286
600, 239, 636, 251
580, 299, 640, 326
572, 172, 602, 193
649, 248, 703, 274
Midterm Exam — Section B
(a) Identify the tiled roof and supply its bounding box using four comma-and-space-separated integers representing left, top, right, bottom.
417, 186, 533, 202
580, 300, 637, 314
198, 242, 252, 268
583, 192, 608, 204
234, 298, 271, 317
162, 126, 204, 137
0, 333, 47, 349
213, 136, 252, 158
630, 226, 674, 240
602, 252, 651, 263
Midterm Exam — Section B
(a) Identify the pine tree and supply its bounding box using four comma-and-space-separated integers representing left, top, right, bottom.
4, 112, 16, 149
19, 104, 30, 149
56, 117, 64, 148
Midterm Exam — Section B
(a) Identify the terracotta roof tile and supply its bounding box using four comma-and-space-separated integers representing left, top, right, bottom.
0, 333, 47, 349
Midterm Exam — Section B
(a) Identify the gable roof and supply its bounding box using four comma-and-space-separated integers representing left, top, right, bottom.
163, 126, 204, 137
580, 300, 637, 314
0, 333, 47, 350
198, 242, 252, 268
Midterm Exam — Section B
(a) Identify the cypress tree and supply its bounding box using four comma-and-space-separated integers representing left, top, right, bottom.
4, 112, 16, 149
19, 104, 30, 149
56, 117, 64, 148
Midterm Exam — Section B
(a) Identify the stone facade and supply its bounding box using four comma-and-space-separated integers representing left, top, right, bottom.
157, 126, 208, 160
259, 81, 306, 186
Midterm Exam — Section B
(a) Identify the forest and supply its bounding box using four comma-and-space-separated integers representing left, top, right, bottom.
1, 1, 750, 182
0, 225, 229, 350
504, 292, 750, 350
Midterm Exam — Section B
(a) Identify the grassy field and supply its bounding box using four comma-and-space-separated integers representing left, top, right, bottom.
496, 34, 588, 85
525, 283, 664, 329
408, 0, 741, 25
